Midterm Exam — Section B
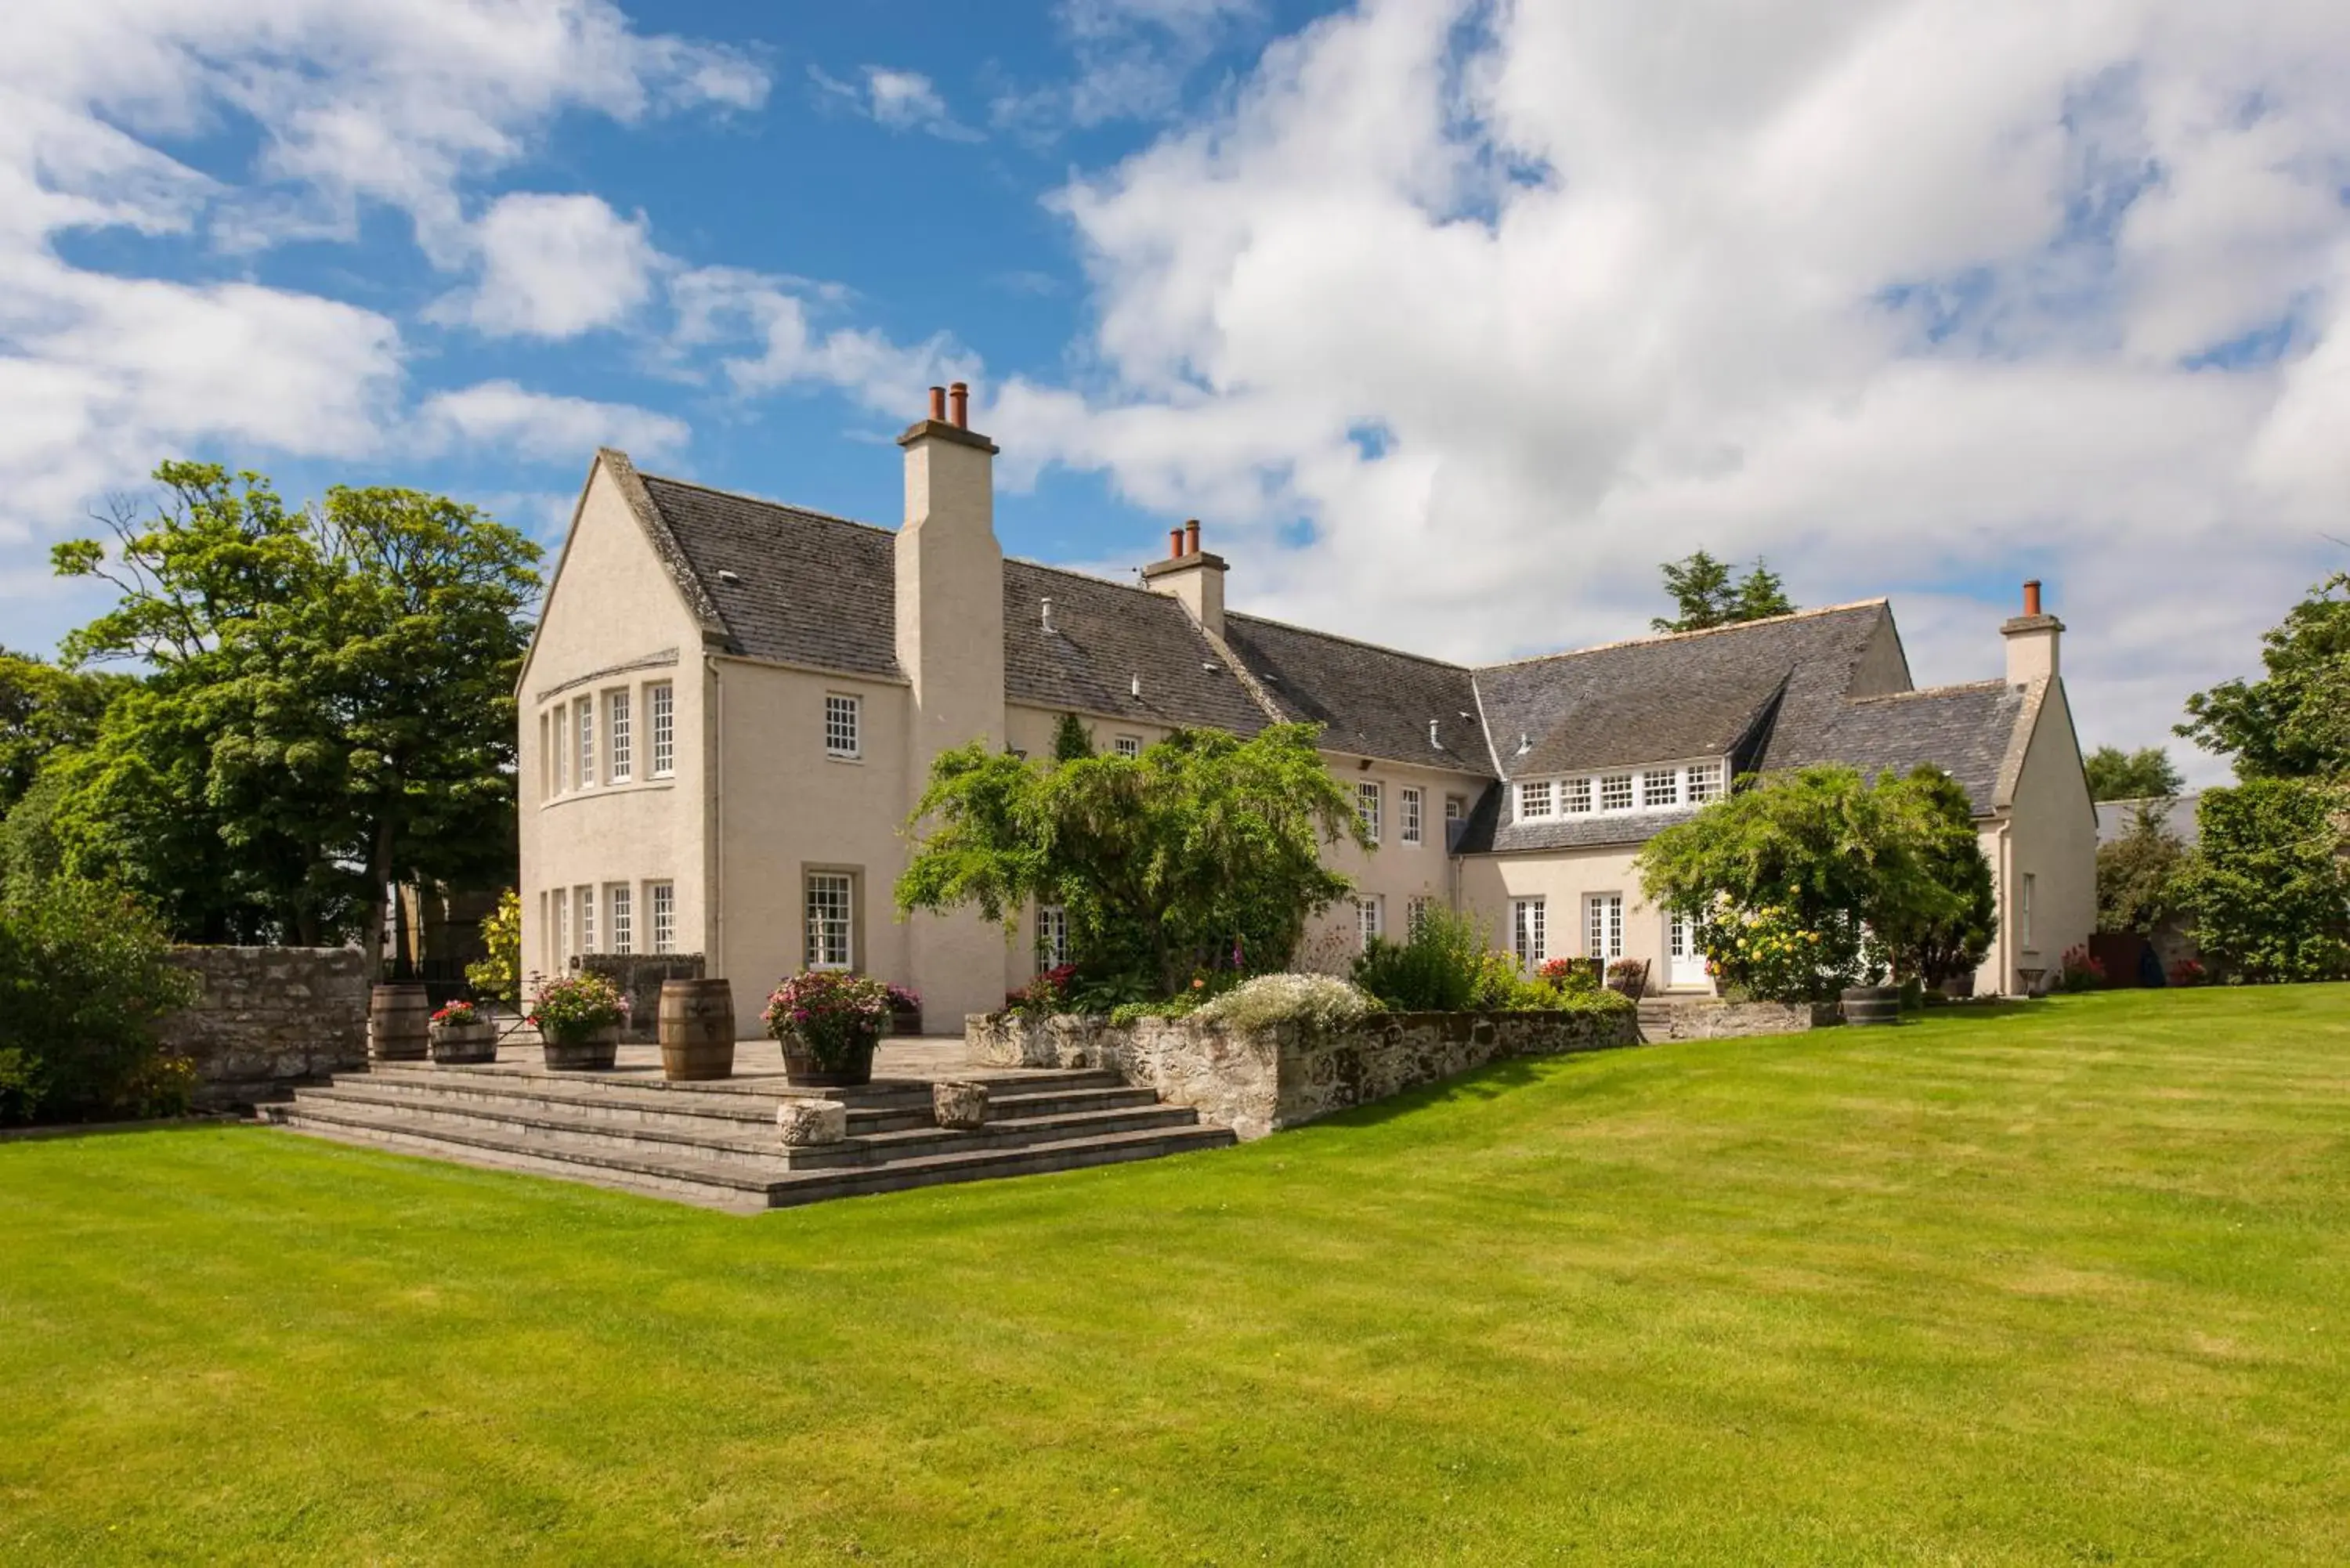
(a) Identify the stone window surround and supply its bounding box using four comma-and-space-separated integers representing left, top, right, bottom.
824, 692, 862, 761
804, 865, 862, 971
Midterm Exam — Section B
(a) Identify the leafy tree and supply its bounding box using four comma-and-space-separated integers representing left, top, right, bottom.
468, 889, 524, 1007
898, 723, 1368, 999
2178, 572, 2350, 780
1872, 766, 1998, 989
1050, 711, 1095, 764
1636, 764, 1984, 999
2095, 801, 2189, 936
0, 649, 129, 818
49, 461, 540, 952
1652, 550, 1796, 633
2083, 745, 2186, 802
2173, 780, 2350, 983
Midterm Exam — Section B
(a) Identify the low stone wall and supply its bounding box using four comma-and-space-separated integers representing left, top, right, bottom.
157, 947, 373, 1108
969, 1006, 1641, 1141
1637, 1000, 1816, 1040
574, 954, 705, 1042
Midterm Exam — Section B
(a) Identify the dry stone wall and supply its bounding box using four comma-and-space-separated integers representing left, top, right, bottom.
157, 947, 372, 1108
1636, 1000, 1817, 1040
971, 1007, 1641, 1141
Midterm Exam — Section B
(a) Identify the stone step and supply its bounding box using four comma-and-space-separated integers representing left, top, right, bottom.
283, 1082, 1202, 1171
269, 1102, 1235, 1212
356, 1061, 1124, 1115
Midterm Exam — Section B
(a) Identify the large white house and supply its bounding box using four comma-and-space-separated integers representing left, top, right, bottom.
517, 387, 2095, 1028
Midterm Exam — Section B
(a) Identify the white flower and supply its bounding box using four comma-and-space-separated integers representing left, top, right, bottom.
1195, 973, 1375, 1031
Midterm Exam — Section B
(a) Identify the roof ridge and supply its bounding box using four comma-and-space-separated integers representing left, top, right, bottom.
1221, 608, 1473, 674
1476, 599, 1889, 672
1847, 677, 2010, 705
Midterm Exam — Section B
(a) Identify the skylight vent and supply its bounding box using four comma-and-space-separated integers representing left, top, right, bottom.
716, 569, 742, 584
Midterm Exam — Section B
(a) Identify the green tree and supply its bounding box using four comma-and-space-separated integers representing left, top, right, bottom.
2083, 745, 2186, 802
1050, 711, 1095, 764
1653, 550, 1796, 633
2095, 801, 2189, 936
1873, 766, 1998, 989
898, 723, 1369, 999
2178, 572, 2350, 780
468, 888, 524, 1008
0, 875, 199, 1126
1636, 764, 1983, 999
49, 462, 540, 952
0, 649, 130, 818
2174, 780, 2350, 983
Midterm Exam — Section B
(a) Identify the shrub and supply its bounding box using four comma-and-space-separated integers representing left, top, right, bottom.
1350, 905, 1486, 1011
1108, 994, 1204, 1028
1195, 973, 1374, 1032
1004, 963, 1077, 1017
466, 890, 522, 1006
2174, 780, 2350, 984
527, 971, 628, 1043
2167, 957, 2207, 988
1536, 957, 1598, 995
1694, 904, 1849, 1003
0, 876, 199, 1127
2055, 945, 2106, 992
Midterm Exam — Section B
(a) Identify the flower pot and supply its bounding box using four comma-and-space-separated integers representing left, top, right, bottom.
429, 1019, 498, 1064
1840, 985, 1901, 1027
779, 1030, 877, 1089
888, 1006, 923, 1039
541, 1024, 620, 1071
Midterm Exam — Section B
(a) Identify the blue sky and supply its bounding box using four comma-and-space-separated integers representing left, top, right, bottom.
6, 0, 2349, 781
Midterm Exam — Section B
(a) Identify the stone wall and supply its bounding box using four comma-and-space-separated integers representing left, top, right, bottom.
574, 953, 705, 1041
970, 1006, 1642, 1142
1636, 1000, 1816, 1041
157, 947, 372, 1108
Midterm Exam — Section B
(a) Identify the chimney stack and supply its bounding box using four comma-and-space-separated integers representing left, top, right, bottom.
2001, 578, 2063, 687
1142, 517, 1228, 638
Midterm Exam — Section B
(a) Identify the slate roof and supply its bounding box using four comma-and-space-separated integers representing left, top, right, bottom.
617, 463, 2041, 839
1220, 612, 1487, 769
1796, 680, 2027, 815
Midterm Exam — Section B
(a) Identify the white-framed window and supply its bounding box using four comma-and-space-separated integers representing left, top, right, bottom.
537, 712, 551, 800
609, 883, 633, 956
1444, 795, 1466, 822
825, 692, 861, 759
1401, 786, 1423, 845
649, 880, 676, 955
1642, 768, 1679, 808
1357, 894, 1384, 948
1686, 761, 1721, 804
806, 873, 853, 970
1564, 777, 1593, 815
1588, 893, 1625, 959
607, 690, 632, 782
1407, 895, 1433, 935
1513, 898, 1546, 966
577, 697, 595, 788
649, 681, 675, 778
1114, 734, 1141, 758
575, 883, 595, 953
552, 708, 569, 793
551, 887, 569, 964
1358, 781, 1383, 840
1037, 904, 1069, 970
1599, 773, 1635, 812
1518, 779, 1553, 820
2020, 873, 2036, 952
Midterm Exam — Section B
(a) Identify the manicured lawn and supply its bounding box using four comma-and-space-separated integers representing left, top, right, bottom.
3, 988, 2346, 1565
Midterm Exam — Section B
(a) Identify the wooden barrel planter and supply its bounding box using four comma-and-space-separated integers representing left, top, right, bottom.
779, 1033, 877, 1089
368, 984, 431, 1062
541, 1027, 620, 1071
429, 1018, 499, 1064
1841, 985, 1902, 1026
658, 979, 737, 1082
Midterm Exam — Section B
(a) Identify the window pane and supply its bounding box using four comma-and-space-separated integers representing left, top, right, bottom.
649, 881, 676, 955
1564, 777, 1592, 814
609, 884, 632, 955
1357, 782, 1382, 839
1686, 761, 1719, 804
1519, 779, 1553, 818
1642, 768, 1677, 807
576, 883, 595, 952
577, 699, 595, 787
806, 873, 852, 969
608, 691, 632, 782
825, 693, 860, 757
1401, 786, 1423, 844
649, 683, 675, 777
1600, 774, 1633, 811
1114, 735, 1141, 758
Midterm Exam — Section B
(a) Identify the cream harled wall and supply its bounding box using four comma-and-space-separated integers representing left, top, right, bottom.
519, 461, 710, 992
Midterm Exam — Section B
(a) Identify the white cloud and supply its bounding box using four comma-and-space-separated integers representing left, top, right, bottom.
670, 266, 980, 415
416, 382, 689, 464
432, 193, 660, 339
1002, 0, 2350, 781
811, 65, 982, 143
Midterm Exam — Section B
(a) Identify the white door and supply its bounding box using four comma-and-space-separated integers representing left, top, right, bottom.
1667, 912, 1708, 990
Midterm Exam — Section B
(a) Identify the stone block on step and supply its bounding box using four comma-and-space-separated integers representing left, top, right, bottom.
776, 1099, 848, 1146
931, 1080, 989, 1131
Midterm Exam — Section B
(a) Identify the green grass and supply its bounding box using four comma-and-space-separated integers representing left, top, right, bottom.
4, 988, 2347, 1566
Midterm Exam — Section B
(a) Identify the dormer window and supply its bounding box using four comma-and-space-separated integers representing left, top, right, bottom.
1518, 779, 1553, 819
1687, 761, 1723, 804
1599, 773, 1635, 811
1642, 768, 1679, 808
1564, 778, 1593, 815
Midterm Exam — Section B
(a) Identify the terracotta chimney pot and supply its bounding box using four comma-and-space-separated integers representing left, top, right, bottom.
948, 381, 970, 428
1167, 527, 1184, 559
1184, 519, 1201, 556
927, 385, 946, 422
2023, 579, 2042, 616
